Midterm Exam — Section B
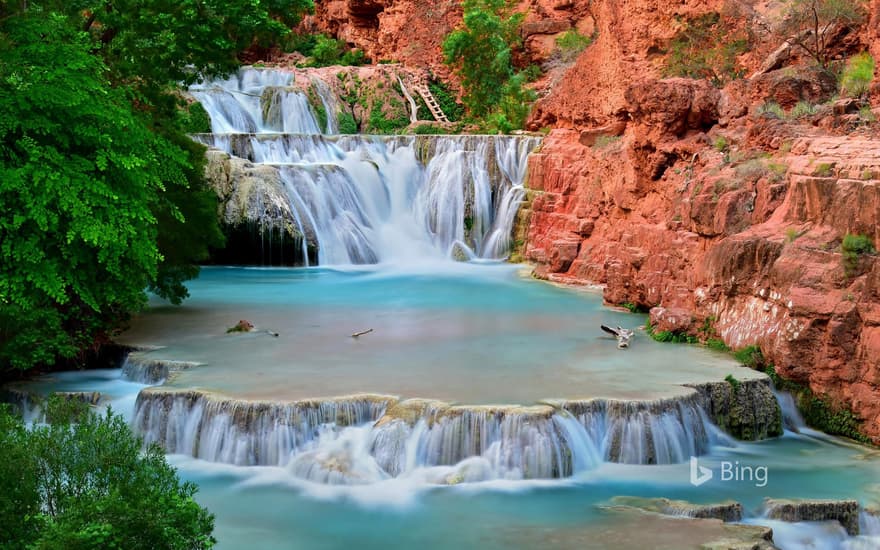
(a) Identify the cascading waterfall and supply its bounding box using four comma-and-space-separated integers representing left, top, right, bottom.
190, 67, 540, 265
133, 389, 391, 466
131, 386, 763, 482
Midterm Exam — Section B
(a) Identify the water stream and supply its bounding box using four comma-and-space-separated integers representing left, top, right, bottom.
190, 68, 538, 265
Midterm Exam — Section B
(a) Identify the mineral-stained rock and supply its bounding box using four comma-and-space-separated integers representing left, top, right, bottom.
687, 379, 784, 441
763, 498, 861, 536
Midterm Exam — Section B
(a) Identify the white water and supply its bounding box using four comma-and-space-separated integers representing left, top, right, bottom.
132, 386, 737, 480
190, 68, 539, 265
774, 389, 806, 432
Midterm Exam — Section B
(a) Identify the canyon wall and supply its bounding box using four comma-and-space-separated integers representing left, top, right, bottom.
306, 0, 880, 441
521, 1, 880, 442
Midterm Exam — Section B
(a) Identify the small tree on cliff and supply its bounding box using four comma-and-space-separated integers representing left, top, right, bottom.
442, 0, 535, 129
779, 0, 868, 68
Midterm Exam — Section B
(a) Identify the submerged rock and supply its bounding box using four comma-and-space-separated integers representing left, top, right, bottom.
610, 496, 744, 522
763, 498, 860, 536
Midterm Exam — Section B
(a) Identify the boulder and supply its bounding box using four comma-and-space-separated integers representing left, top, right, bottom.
763, 498, 860, 536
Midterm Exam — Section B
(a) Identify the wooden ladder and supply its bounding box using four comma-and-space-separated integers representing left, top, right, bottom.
411, 73, 449, 123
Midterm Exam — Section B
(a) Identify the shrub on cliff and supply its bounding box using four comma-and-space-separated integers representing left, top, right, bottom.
841, 233, 875, 277
555, 29, 592, 63
839, 52, 875, 98
442, 0, 535, 130
0, 401, 214, 549
306, 34, 368, 67
779, 0, 868, 68
664, 12, 748, 86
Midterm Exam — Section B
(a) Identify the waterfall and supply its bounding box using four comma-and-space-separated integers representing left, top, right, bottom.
131, 387, 760, 481
773, 389, 806, 432
310, 77, 338, 134
190, 68, 540, 265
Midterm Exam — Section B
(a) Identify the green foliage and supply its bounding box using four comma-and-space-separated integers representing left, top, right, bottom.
0, 404, 215, 548
1, 0, 309, 371
306, 34, 368, 67
713, 136, 729, 152
428, 80, 465, 122
757, 101, 785, 119
283, 32, 319, 55
813, 162, 834, 177
483, 72, 537, 133
368, 99, 410, 134
306, 87, 328, 131
555, 29, 592, 62
780, 0, 868, 68
413, 124, 454, 135
177, 102, 213, 134
840, 52, 875, 98
522, 64, 543, 82
841, 233, 875, 276
645, 321, 699, 344
337, 111, 359, 134
859, 105, 877, 123
785, 227, 802, 243
706, 338, 730, 352
724, 374, 742, 392
767, 162, 788, 182
1, 16, 164, 369
442, 0, 532, 128
789, 100, 817, 118
621, 302, 648, 314
733, 345, 764, 368
664, 12, 748, 86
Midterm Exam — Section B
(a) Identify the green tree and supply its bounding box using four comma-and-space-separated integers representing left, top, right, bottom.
0, 1, 313, 371
0, 402, 214, 549
0, 15, 170, 369
442, 0, 524, 118
779, 0, 867, 68
664, 12, 749, 86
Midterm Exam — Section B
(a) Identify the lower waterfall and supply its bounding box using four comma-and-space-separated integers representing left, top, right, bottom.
131, 382, 781, 482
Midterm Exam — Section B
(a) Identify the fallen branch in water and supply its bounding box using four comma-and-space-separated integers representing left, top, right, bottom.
265, 330, 279, 337
351, 328, 374, 338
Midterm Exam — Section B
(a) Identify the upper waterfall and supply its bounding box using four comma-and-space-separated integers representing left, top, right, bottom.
190, 68, 540, 266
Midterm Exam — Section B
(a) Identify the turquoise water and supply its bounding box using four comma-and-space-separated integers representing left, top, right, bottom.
16, 366, 880, 548
14, 264, 880, 548
119, 264, 761, 403
173, 427, 880, 549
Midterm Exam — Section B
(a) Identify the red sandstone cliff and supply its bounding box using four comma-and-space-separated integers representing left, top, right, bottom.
306, 0, 880, 441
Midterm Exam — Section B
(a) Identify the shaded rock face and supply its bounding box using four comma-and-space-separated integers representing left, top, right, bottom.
688, 380, 783, 441
763, 499, 861, 536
